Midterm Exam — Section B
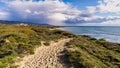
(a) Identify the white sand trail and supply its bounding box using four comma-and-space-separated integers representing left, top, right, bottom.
16, 39, 71, 68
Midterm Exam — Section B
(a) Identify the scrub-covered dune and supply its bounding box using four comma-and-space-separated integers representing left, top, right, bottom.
0, 24, 120, 68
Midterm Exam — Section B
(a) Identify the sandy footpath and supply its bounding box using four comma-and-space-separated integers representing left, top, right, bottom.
16, 39, 71, 68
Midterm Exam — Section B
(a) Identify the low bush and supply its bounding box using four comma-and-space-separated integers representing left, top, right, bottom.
66, 36, 120, 68
43, 41, 50, 46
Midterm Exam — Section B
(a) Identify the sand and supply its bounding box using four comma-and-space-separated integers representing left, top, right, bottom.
16, 39, 71, 68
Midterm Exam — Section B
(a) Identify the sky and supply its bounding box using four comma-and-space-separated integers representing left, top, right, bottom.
0, 0, 120, 26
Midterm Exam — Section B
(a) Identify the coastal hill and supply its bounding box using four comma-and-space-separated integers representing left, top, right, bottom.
0, 20, 50, 26
0, 23, 120, 68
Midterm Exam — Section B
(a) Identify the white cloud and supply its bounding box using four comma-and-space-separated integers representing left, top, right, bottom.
0, 0, 120, 26
0, 0, 81, 25
86, 6, 97, 13
47, 13, 67, 25
77, 19, 120, 26
102, 19, 120, 25
25, 9, 31, 13
0, 10, 9, 20
97, 0, 120, 13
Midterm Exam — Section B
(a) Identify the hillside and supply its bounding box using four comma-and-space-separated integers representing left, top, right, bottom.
0, 24, 120, 68
0, 20, 50, 26
66, 36, 120, 68
0, 24, 74, 68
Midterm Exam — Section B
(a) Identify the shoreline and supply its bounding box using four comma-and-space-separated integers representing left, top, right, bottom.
57, 27, 120, 43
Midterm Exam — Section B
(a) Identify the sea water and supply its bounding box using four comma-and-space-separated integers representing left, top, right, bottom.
62, 26, 120, 43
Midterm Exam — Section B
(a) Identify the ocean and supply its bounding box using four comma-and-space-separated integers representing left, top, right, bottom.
62, 26, 120, 43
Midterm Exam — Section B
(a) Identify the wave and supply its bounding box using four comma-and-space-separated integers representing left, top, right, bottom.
62, 26, 120, 43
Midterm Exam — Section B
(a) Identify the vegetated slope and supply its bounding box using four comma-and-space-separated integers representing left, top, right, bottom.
0, 24, 74, 68
0, 20, 50, 25
16, 39, 71, 68
1, 23, 120, 68
66, 35, 120, 68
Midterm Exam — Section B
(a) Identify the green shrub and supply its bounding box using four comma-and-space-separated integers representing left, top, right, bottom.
43, 41, 50, 46
90, 37, 97, 40
17, 44, 34, 54
5, 34, 19, 38
0, 61, 6, 68
66, 51, 85, 68
0, 55, 15, 68
66, 36, 120, 68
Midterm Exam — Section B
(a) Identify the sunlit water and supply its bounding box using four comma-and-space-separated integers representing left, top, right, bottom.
62, 26, 120, 43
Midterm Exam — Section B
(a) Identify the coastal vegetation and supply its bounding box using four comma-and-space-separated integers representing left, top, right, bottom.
66, 35, 120, 68
0, 24, 74, 68
0, 23, 120, 68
